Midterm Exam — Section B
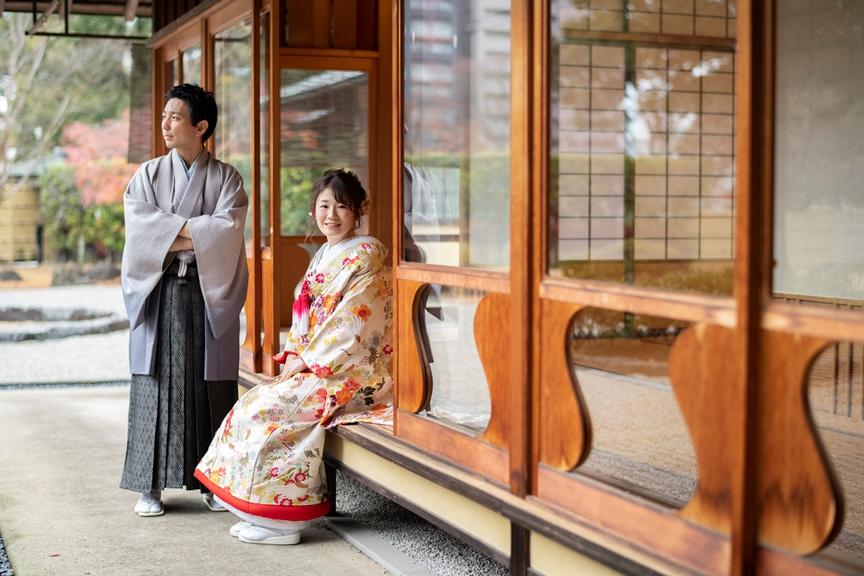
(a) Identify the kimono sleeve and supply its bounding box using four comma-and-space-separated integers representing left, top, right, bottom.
298, 249, 391, 378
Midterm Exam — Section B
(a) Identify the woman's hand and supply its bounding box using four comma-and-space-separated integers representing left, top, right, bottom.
279, 356, 308, 380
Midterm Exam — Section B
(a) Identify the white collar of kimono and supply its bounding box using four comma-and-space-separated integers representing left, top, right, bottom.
179, 149, 203, 179
314, 235, 367, 269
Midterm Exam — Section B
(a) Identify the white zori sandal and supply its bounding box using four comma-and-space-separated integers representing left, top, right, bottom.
134, 491, 164, 517
238, 524, 302, 546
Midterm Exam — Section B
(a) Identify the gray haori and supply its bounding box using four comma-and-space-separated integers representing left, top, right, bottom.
121, 148, 248, 380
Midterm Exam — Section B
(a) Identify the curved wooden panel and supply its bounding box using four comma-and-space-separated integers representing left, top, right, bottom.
475, 292, 510, 448
538, 299, 590, 471
396, 279, 431, 414
757, 332, 841, 554
672, 324, 737, 533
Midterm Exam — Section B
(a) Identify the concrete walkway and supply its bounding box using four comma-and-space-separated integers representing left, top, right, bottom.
0, 385, 390, 576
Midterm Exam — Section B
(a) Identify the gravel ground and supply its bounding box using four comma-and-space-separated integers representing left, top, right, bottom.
0, 285, 130, 385
0, 532, 12, 576
0, 284, 125, 314
335, 470, 509, 576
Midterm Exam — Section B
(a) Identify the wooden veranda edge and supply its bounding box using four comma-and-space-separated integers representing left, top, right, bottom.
325, 423, 704, 576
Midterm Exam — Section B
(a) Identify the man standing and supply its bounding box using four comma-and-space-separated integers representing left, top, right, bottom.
119, 84, 248, 516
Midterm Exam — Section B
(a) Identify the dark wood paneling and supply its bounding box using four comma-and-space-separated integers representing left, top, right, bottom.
311, 1, 330, 47
284, 0, 313, 46
332, 0, 358, 49
357, 0, 377, 50
510, 524, 529, 576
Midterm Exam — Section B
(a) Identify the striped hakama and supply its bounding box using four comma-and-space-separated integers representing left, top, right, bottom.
120, 261, 237, 493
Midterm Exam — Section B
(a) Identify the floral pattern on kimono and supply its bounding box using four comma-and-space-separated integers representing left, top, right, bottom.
194, 235, 392, 521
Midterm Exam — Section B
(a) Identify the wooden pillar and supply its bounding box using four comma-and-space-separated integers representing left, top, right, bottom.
731, 0, 770, 573
262, 0, 282, 376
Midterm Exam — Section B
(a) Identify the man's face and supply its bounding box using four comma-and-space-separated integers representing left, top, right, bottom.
161, 98, 205, 154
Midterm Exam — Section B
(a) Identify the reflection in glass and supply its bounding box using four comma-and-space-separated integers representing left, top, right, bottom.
213, 21, 253, 243
182, 45, 201, 86
773, 1, 864, 301
166, 59, 178, 88
419, 285, 492, 435
560, 0, 737, 37
571, 308, 696, 507
279, 69, 369, 236
808, 341, 864, 563
38, 12, 153, 36
549, 2, 736, 295
402, 1, 511, 269
260, 12, 271, 247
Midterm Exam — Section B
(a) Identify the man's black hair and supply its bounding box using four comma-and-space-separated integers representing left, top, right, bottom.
164, 83, 218, 143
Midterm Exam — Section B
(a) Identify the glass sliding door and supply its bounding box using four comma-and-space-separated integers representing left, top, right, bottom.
403, 0, 511, 270
549, 2, 736, 295
279, 69, 370, 237
213, 19, 254, 242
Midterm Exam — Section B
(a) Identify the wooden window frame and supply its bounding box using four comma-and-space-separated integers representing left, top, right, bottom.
394, 0, 861, 574
146, 0, 862, 573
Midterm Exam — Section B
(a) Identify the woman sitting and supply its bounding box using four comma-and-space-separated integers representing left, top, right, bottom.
195, 168, 392, 545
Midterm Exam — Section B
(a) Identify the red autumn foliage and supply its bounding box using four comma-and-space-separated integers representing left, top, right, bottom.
62, 110, 139, 206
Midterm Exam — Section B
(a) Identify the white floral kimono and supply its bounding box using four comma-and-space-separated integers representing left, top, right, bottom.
194, 235, 392, 521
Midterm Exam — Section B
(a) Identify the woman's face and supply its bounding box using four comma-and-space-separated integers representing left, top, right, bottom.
315, 188, 356, 245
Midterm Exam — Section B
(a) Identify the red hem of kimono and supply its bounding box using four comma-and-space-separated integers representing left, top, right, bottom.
194, 469, 330, 521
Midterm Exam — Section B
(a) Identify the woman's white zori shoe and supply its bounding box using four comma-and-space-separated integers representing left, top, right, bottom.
229, 521, 251, 538
237, 523, 302, 546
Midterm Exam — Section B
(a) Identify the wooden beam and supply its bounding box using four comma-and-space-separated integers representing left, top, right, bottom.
124, 0, 139, 21
5, 1, 151, 18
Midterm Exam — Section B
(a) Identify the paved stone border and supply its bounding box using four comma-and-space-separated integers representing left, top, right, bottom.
0, 380, 131, 390
0, 316, 128, 343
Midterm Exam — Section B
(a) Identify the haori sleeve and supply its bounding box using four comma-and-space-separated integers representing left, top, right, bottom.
121, 164, 187, 328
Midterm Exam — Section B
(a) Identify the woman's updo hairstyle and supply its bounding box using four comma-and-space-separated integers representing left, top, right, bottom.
310, 168, 369, 226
